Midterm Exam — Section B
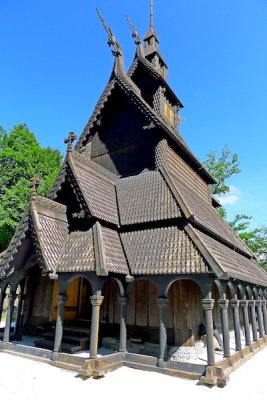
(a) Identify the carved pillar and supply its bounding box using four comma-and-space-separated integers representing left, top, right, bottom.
230, 299, 242, 351
89, 294, 104, 359
240, 300, 251, 346
157, 298, 168, 367
255, 300, 264, 338
119, 296, 127, 352
14, 282, 26, 340
3, 292, 16, 342
248, 300, 258, 342
53, 295, 67, 352
202, 299, 215, 366
218, 299, 230, 357
262, 300, 267, 335
0, 291, 5, 326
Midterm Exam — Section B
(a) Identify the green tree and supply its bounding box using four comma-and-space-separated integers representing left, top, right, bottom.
0, 124, 63, 252
203, 145, 241, 196
204, 145, 267, 270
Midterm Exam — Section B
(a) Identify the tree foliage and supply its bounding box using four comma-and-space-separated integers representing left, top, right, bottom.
0, 124, 63, 252
203, 145, 240, 196
203, 145, 267, 270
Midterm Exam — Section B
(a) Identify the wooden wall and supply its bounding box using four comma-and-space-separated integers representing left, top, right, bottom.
167, 280, 203, 346
101, 279, 204, 347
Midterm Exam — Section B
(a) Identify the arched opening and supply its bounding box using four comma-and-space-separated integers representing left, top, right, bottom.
167, 279, 203, 347
50, 276, 92, 322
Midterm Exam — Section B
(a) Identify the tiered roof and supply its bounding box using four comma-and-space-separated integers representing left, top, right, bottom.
1, 8, 267, 289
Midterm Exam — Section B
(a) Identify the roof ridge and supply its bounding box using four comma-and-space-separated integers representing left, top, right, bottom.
71, 151, 117, 184
0, 209, 31, 278
75, 79, 116, 150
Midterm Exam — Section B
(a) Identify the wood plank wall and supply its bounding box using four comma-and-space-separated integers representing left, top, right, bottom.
167, 280, 203, 346
102, 279, 204, 347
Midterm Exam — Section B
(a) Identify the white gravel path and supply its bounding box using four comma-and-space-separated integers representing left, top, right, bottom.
0, 346, 266, 400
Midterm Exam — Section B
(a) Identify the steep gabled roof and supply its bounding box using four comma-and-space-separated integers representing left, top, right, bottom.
68, 151, 119, 226
186, 224, 267, 286
0, 210, 31, 279
160, 166, 253, 258
57, 229, 95, 273
121, 226, 209, 275
49, 151, 119, 226
128, 51, 183, 109
57, 222, 129, 275
0, 197, 69, 279
117, 170, 181, 225
30, 197, 69, 275
74, 68, 215, 184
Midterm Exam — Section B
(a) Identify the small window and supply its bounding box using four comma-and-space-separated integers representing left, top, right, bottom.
164, 102, 175, 125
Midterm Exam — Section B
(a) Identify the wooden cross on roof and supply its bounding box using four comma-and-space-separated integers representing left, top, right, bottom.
29, 177, 43, 201
64, 132, 77, 152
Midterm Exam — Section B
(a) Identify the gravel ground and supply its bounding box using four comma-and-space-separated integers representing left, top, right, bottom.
0, 345, 267, 400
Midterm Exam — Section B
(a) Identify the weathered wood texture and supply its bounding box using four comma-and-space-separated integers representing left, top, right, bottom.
50, 278, 92, 321
127, 281, 159, 328
23, 267, 54, 326
101, 279, 121, 324
167, 280, 203, 346
156, 140, 211, 203
90, 88, 156, 176
212, 285, 234, 332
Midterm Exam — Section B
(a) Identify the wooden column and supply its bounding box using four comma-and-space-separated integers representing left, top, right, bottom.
14, 282, 26, 340
248, 300, 258, 342
240, 300, 251, 346
53, 294, 67, 352
157, 298, 168, 367
255, 300, 264, 338
202, 299, 215, 366
3, 292, 16, 342
119, 296, 127, 353
230, 299, 242, 351
89, 294, 104, 359
218, 299, 230, 357
0, 291, 5, 327
262, 300, 267, 335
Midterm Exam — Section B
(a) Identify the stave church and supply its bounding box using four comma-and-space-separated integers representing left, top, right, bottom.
1, 1, 267, 386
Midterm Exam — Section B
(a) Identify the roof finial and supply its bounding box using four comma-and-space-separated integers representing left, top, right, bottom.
126, 15, 142, 46
150, 0, 154, 28
64, 132, 77, 153
96, 9, 122, 57
29, 177, 43, 202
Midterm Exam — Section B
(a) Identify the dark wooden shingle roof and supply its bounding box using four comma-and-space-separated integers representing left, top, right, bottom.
69, 152, 119, 225
164, 170, 253, 257
117, 171, 181, 225
57, 230, 95, 273
190, 226, 267, 286
121, 226, 209, 275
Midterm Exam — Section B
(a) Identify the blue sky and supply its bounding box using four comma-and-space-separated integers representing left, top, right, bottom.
1, 0, 267, 228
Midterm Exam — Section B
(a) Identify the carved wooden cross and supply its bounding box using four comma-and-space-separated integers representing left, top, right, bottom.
64, 132, 77, 152
29, 177, 43, 201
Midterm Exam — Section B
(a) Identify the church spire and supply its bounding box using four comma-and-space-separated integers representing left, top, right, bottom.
150, 0, 154, 28
143, 0, 168, 78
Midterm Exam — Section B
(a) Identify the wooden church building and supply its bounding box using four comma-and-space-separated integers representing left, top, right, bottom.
1, 2, 267, 386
